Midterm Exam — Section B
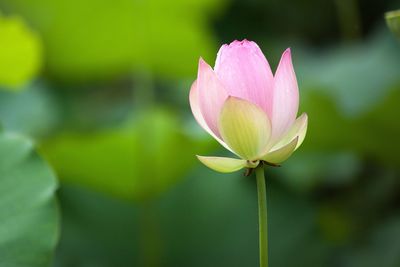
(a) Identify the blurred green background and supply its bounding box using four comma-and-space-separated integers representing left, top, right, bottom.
0, 0, 399, 266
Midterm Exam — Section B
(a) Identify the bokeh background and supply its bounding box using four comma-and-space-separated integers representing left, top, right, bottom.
0, 0, 399, 266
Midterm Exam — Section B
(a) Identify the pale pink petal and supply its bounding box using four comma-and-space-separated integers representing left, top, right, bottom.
214, 40, 274, 116
197, 58, 229, 137
189, 80, 235, 153
271, 48, 299, 141
189, 80, 213, 135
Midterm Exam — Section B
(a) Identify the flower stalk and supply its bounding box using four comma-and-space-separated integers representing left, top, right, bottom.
255, 163, 268, 267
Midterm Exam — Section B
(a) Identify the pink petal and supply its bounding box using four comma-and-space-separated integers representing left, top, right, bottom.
214, 40, 274, 116
271, 48, 299, 141
197, 58, 229, 138
189, 80, 234, 153
189, 80, 212, 135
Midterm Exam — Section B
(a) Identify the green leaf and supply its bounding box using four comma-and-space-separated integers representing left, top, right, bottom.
0, 14, 42, 89
197, 156, 257, 173
299, 30, 400, 116
0, 83, 58, 137
40, 109, 212, 201
2, 0, 226, 81
386, 10, 400, 39
296, 29, 400, 167
0, 131, 59, 267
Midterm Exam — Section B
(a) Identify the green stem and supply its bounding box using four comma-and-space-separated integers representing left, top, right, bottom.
255, 164, 268, 267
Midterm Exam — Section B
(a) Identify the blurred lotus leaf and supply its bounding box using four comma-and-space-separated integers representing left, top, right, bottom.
386, 10, 400, 38
318, 204, 355, 243
0, 131, 59, 267
53, 165, 329, 267
299, 30, 400, 117
0, 0, 226, 81
0, 14, 42, 89
344, 216, 400, 267
276, 151, 361, 192
0, 83, 58, 137
299, 87, 400, 167
40, 109, 213, 201
297, 30, 400, 167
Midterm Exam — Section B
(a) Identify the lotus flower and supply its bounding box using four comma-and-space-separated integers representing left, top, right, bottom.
189, 40, 308, 173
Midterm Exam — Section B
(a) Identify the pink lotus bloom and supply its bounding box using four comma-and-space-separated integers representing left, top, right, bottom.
189, 40, 308, 173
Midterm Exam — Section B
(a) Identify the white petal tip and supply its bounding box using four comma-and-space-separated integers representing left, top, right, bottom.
283, 48, 292, 56
198, 57, 206, 66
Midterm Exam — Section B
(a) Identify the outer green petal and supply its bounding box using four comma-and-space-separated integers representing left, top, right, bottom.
273, 113, 308, 151
218, 96, 271, 160
262, 137, 298, 164
197, 155, 257, 173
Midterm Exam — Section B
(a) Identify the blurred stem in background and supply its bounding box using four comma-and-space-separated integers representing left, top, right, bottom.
133, 68, 155, 108
335, 0, 362, 41
139, 201, 162, 267
133, 69, 161, 267
255, 164, 268, 267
